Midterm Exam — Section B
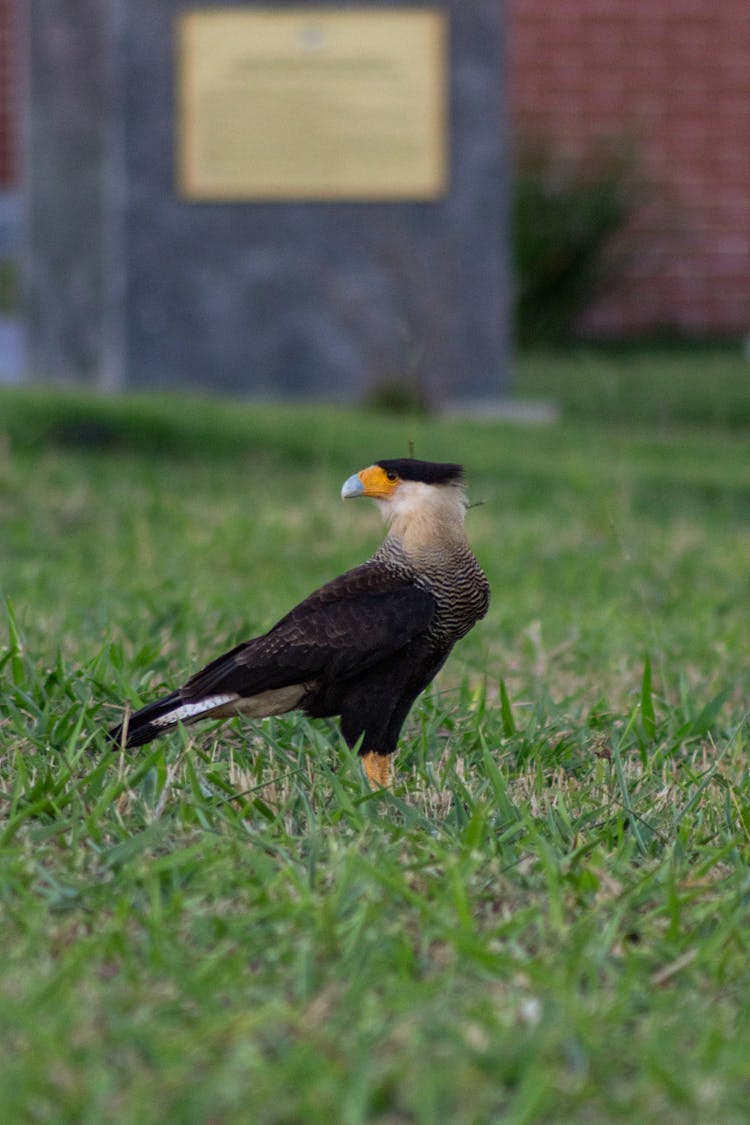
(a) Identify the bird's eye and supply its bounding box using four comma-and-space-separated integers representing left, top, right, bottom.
385, 470, 398, 482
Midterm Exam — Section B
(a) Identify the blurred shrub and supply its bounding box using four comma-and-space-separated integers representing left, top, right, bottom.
0, 259, 17, 314
363, 373, 431, 415
513, 142, 640, 345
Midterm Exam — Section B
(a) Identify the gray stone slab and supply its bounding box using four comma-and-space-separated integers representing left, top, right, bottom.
25, 1, 509, 403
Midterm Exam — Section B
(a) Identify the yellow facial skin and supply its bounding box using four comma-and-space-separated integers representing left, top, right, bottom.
357, 465, 400, 498
341, 465, 401, 501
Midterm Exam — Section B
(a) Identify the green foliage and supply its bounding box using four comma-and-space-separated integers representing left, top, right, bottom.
513, 142, 640, 344
1, 375, 749, 1121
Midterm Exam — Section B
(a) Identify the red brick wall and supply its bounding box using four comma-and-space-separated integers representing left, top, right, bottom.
0, 0, 19, 187
510, 0, 750, 337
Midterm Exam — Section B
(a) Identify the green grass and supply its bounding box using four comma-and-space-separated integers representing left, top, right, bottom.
1, 355, 750, 1122
516, 341, 750, 429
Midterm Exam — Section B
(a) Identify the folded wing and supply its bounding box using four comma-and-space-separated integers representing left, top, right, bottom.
180, 562, 436, 702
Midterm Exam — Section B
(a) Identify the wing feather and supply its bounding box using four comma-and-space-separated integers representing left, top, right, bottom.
180, 563, 435, 701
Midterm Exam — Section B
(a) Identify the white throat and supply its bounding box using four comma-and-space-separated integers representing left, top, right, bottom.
376, 481, 468, 555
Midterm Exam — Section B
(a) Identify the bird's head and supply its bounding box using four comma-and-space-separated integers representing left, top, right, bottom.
341, 459, 468, 541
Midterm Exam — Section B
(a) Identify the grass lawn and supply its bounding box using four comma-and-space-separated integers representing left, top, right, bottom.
1, 349, 750, 1122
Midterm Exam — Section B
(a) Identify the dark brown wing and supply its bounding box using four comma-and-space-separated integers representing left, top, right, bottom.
180, 562, 436, 701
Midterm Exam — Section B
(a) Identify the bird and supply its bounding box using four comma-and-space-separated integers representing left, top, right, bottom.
108, 458, 490, 788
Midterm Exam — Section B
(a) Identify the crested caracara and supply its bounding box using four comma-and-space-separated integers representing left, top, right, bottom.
108, 459, 490, 787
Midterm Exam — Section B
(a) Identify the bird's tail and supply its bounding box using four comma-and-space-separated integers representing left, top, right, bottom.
108, 691, 184, 749
108, 689, 240, 749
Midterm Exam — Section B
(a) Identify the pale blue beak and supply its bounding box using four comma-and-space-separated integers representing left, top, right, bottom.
341, 473, 364, 500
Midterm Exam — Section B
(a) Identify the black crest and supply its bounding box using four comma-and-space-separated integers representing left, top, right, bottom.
376, 459, 464, 485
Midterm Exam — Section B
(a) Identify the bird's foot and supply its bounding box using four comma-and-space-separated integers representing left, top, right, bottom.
361, 751, 392, 789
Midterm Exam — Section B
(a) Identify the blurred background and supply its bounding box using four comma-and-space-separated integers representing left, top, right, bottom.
0, 0, 748, 404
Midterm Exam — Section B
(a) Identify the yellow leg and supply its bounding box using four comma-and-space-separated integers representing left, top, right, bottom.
361, 751, 392, 789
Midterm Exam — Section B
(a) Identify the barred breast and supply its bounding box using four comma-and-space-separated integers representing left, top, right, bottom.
374, 538, 490, 648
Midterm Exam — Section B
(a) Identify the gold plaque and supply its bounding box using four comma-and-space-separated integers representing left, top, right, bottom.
177, 7, 448, 201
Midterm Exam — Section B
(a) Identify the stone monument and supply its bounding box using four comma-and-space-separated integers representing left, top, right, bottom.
25, 1, 508, 405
